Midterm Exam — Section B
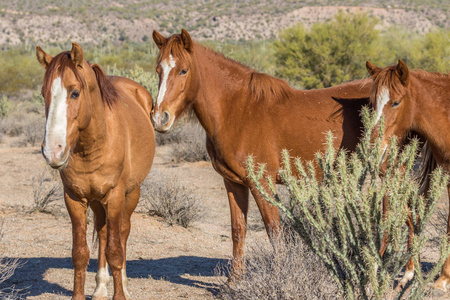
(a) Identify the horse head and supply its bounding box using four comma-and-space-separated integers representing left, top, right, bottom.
366, 59, 414, 150
36, 43, 100, 169
151, 29, 198, 132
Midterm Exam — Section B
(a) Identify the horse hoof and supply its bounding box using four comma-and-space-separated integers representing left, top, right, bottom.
395, 270, 414, 291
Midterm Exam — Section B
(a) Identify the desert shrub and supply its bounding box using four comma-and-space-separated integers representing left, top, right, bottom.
141, 171, 203, 228
170, 122, 209, 163
0, 219, 23, 299
155, 120, 210, 162
408, 29, 450, 72
218, 226, 337, 300
0, 47, 44, 94
248, 108, 450, 299
23, 115, 45, 147
0, 95, 13, 117
378, 27, 450, 73
204, 39, 276, 75
29, 170, 63, 214
273, 12, 380, 89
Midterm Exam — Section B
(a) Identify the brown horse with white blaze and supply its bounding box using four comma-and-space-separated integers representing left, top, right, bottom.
37, 43, 155, 300
366, 59, 450, 291
151, 29, 373, 274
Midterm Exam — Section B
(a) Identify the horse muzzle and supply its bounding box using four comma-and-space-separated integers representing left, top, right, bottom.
152, 111, 173, 132
41, 141, 70, 170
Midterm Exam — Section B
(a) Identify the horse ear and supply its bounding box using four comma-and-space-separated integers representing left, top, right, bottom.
180, 29, 193, 52
366, 61, 381, 77
396, 59, 409, 85
36, 46, 53, 69
70, 42, 84, 68
152, 30, 166, 49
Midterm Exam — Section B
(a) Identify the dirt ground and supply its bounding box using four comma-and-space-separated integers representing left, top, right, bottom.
0, 145, 270, 299
0, 144, 450, 299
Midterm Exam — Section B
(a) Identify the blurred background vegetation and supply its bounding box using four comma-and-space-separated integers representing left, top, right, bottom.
0, 12, 448, 147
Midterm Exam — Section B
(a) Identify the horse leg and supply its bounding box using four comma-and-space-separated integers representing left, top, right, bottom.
64, 191, 89, 300
120, 188, 140, 299
396, 212, 416, 290
248, 181, 282, 247
434, 184, 450, 291
90, 201, 109, 300
104, 186, 127, 300
224, 179, 249, 279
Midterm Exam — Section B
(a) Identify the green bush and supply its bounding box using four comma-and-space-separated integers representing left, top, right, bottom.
273, 12, 380, 89
248, 108, 450, 299
0, 95, 13, 117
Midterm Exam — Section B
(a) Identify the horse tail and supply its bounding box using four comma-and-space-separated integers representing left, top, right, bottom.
91, 209, 99, 249
412, 140, 437, 195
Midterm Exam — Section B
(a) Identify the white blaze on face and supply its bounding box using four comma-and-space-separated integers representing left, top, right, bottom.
156, 54, 176, 106
43, 76, 68, 161
375, 86, 390, 124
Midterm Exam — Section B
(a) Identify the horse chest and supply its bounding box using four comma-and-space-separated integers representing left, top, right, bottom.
61, 166, 120, 201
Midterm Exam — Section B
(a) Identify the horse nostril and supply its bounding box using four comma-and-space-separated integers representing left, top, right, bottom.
161, 111, 170, 126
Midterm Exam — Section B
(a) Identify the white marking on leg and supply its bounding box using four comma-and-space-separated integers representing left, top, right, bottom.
399, 269, 414, 287
92, 266, 109, 299
122, 268, 131, 299
375, 86, 390, 124
43, 76, 68, 162
156, 54, 176, 106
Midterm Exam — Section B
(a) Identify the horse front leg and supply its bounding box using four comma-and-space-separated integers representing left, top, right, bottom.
90, 200, 109, 300
396, 212, 416, 291
224, 179, 249, 280
120, 187, 140, 299
64, 189, 89, 300
104, 186, 127, 300
248, 180, 281, 247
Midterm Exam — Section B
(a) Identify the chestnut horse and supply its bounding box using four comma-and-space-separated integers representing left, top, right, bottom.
151, 29, 374, 274
366, 59, 450, 291
37, 43, 155, 300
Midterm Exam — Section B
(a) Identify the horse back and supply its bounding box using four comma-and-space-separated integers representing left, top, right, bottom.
107, 76, 155, 192
110, 76, 153, 117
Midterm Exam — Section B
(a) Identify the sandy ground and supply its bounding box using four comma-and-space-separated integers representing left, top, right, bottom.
0, 144, 449, 299
0, 145, 270, 299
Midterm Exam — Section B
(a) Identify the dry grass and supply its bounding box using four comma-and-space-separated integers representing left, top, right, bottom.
216, 226, 338, 300
0, 219, 23, 299
141, 171, 204, 228
29, 170, 63, 214
155, 120, 210, 163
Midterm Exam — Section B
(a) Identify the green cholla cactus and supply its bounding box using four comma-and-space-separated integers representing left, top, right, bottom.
247, 107, 450, 299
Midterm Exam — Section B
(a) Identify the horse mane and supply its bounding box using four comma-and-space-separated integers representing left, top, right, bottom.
42, 51, 118, 109
370, 65, 405, 104
159, 33, 293, 104
249, 72, 293, 103
156, 34, 192, 65
91, 64, 118, 109
371, 65, 449, 104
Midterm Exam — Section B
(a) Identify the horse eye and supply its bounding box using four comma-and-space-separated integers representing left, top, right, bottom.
391, 101, 400, 108
179, 69, 188, 75
70, 90, 80, 99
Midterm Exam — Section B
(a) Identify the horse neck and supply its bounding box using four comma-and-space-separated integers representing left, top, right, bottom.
190, 46, 251, 138
410, 72, 450, 151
